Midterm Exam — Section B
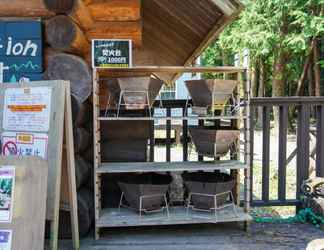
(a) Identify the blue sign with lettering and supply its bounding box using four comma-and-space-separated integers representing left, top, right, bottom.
0, 20, 43, 83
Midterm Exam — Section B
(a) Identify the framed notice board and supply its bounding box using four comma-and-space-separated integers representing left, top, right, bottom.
92, 39, 132, 68
0, 157, 48, 250
0, 81, 79, 250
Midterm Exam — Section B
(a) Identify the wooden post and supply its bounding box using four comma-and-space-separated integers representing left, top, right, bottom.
93, 69, 101, 239
64, 84, 80, 250
243, 69, 251, 231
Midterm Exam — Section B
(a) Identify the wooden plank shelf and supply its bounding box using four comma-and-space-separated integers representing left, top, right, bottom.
97, 161, 247, 174
98, 115, 247, 121
97, 206, 252, 228
92, 67, 252, 239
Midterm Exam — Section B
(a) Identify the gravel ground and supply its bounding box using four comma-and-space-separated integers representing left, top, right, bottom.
56, 222, 324, 250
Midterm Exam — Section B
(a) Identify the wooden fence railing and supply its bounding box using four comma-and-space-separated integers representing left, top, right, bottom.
150, 97, 324, 208
250, 97, 324, 207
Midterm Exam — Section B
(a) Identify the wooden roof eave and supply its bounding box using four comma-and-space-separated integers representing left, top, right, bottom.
169, 0, 244, 83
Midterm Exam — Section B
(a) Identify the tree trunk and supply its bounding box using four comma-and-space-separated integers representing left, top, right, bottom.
308, 59, 314, 96
272, 51, 286, 97
314, 39, 321, 96
295, 41, 315, 96
45, 15, 90, 56
257, 59, 266, 126
272, 50, 287, 129
250, 63, 258, 98
44, 53, 92, 102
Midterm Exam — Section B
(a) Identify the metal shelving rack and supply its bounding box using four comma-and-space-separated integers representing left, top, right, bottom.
93, 66, 252, 239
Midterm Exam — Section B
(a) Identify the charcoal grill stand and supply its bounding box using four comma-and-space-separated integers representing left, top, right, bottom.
93, 66, 252, 239
186, 191, 238, 221
116, 90, 152, 117
118, 192, 170, 219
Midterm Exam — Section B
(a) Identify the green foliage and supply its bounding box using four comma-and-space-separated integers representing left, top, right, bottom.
201, 0, 324, 96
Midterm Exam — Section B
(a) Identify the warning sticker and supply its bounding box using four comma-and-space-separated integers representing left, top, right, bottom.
1, 132, 48, 159
3, 87, 52, 132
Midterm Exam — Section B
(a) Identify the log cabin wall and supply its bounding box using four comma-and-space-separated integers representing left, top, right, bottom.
0, 0, 243, 238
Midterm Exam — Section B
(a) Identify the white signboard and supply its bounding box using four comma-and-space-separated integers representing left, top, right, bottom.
3, 87, 52, 132
0, 167, 15, 223
1, 132, 48, 159
0, 230, 12, 250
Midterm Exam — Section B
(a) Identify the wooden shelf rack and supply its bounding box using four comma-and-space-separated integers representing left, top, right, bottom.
93, 66, 252, 239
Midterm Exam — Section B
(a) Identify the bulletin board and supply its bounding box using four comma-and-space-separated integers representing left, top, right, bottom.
0, 80, 79, 250
0, 156, 47, 250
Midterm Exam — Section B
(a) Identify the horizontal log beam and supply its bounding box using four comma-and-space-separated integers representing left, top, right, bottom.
44, 53, 92, 102
0, 0, 54, 17
43, 0, 94, 30
88, 0, 141, 21
45, 15, 90, 56
69, 0, 94, 31
86, 21, 142, 47
43, 0, 75, 14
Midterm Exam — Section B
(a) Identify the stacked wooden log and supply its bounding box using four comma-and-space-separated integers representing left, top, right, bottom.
2, 0, 144, 238
40, 0, 94, 239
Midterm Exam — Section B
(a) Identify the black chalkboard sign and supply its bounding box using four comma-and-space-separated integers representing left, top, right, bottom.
92, 39, 132, 68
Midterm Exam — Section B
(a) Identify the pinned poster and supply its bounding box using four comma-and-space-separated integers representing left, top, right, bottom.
0, 167, 14, 223
2, 87, 51, 132
0, 81, 79, 250
1, 132, 48, 159
0, 230, 12, 250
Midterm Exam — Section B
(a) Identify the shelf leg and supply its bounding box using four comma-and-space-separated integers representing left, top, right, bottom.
243, 221, 251, 233
95, 227, 100, 240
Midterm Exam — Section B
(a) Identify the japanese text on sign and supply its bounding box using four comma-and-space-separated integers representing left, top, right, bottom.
1, 132, 48, 159
3, 87, 52, 132
92, 39, 132, 68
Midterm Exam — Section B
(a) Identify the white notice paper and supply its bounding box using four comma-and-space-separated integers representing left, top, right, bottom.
3, 87, 52, 132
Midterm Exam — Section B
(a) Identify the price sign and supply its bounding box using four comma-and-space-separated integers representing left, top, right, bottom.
92, 39, 132, 68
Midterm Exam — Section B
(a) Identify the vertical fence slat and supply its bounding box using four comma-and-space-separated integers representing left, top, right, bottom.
149, 117, 155, 162
278, 105, 288, 201
249, 106, 255, 203
316, 105, 324, 177
262, 106, 271, 202
296, 104, 310, 200
166, 108, 171, 162
198, 119, 204, 161
182, 107, 188, 161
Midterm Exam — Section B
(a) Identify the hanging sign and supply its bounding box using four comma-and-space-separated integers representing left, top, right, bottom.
0, 167, 15, 223
1, 132, 48, 159
92, 39, 132, 68
3, 87, 52, 132
0, 20, 43, 83
0, 230, 12, 250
